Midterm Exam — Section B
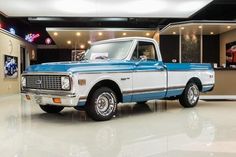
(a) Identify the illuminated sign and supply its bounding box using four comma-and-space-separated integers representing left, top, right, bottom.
25, 33, 40, 42
45, 37, 52, 45
9, 28, 16, 35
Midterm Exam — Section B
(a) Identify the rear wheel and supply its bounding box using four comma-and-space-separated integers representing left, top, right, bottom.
86, 87, 118, 121
39, 105, 64, 113
179, 83, 200, 108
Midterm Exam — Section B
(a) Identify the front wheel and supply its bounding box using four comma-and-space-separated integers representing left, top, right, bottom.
39, 105, 64, 113
86, 87, 118, 121
179, 83, 200, 108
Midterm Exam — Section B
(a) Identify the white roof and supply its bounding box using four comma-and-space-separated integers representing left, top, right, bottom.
92, 37, 158, 45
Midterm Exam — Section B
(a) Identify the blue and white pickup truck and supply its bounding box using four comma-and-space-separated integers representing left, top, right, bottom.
21, 37, 215, 121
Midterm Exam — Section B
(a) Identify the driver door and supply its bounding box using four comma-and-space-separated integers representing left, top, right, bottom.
131, 41, 167, 102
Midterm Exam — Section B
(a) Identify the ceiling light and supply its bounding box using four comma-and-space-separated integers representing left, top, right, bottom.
80, 44, 85, 49
198, 26, 202, 29
181, 27, 185, 30
88, 40, 92, 44
67, 40, 71, 44
172, 32, 176, 35
146, 32, 150, 36
175, 1, 212, 14
227, 26, 231, 29
98, 32, 103, 36
210, 32, 214, 35
53, 32, 58, 36
76, 32, 81, 36
0, 0, 213, 18
122, 32, 127, 36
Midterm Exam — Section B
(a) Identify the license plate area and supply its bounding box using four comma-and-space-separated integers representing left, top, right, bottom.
34, 95, 42, 104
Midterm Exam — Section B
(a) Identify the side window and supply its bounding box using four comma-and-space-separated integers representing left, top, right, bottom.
131, 41, 157, 60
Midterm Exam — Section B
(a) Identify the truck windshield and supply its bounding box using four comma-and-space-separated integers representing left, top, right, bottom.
85, 41, 132, 60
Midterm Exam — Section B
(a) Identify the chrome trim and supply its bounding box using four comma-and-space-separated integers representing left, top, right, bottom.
22, 72, 73, 76
21, 89, 76, 97
21, 72, 73, 92
123, 86, 187, 95
123, 87, 166, 94
168, 69, 213, 72
202, 84, 214, 87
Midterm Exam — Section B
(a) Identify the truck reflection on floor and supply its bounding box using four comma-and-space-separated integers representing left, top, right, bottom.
17, 99, 216, 157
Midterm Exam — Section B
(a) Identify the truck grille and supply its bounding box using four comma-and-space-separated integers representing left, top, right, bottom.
24, 75, 63, 90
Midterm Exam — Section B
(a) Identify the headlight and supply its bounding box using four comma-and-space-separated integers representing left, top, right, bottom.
21, 76, 26, 87
61, 76, 70, 90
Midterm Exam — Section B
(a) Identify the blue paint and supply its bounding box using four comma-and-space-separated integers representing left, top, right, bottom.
202, 85, 214, 92
123, 94, 132, 103
166, 63, 213, 71
26, 60, 213, 74
166, 88, 184, 97
131, 91, 166, 102
77, 101, 86, 106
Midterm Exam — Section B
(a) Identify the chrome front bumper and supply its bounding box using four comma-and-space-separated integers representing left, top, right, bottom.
21, 90, 85, 107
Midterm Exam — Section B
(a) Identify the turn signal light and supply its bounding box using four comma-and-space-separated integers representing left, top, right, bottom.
25, 95, 31, 100
53, 98, 61, 104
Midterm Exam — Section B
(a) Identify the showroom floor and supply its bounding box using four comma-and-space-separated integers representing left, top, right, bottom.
0, 95, 236, 157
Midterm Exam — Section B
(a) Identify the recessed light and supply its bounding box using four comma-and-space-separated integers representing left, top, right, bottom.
80, 44, 85, 49
172, 31, 176, 35
122, 32, 127, 36
98, 32, 103, 36
53, 32, 58, 36
88, 40, 91, 44
198, 26, 202, 29
76, 32, 81, 36
146, 32, 150, 36
210, 32, 214, 35
181, 27, 185, 30
67, 40, 71, 44
227, 26, 231, 29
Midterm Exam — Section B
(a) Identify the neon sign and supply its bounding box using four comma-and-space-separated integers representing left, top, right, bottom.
9, 28, 16, 35
25, 33, 40, 42
45, 37, 52, 45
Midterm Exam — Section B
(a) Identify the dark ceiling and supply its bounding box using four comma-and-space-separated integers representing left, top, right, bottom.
1, 0, 236, 44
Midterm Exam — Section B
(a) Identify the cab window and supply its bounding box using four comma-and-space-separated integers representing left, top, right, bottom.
131, 41, 157, 60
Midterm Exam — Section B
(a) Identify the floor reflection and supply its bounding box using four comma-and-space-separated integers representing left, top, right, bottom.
1, 95, 236, 157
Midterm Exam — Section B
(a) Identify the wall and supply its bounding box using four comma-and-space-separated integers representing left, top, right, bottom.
205, 70, 236, 95
203, 35, 220, 64
220, 29, 236, 65
159, 35, 179, 63
160, 35, 220, 64
0, 29, 36, 95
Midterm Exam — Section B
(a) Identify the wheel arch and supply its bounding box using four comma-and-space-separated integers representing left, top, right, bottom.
87, 79, 123, 103
186, 77, 203, 91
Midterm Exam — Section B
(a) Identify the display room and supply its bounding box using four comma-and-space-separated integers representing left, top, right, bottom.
0, 0, 236, 156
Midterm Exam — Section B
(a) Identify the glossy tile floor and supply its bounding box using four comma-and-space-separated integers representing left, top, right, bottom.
0, 94, 236, 157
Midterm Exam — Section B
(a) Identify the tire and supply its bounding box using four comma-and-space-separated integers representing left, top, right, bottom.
179, 83, 200, 108
39, 105, 64, 113
86, 87, 118, 121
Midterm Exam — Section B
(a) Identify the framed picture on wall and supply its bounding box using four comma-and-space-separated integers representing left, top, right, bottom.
226, 41, 236, 67
4, 55, 18, 79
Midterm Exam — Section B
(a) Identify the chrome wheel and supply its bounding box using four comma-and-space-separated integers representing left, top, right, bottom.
95, 92, 117, 117
187, 85, 199, 105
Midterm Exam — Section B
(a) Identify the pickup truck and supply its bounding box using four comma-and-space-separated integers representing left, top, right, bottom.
21, 37, 215, 121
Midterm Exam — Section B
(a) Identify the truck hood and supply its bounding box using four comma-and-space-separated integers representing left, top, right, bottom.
26, 60, 134, 73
